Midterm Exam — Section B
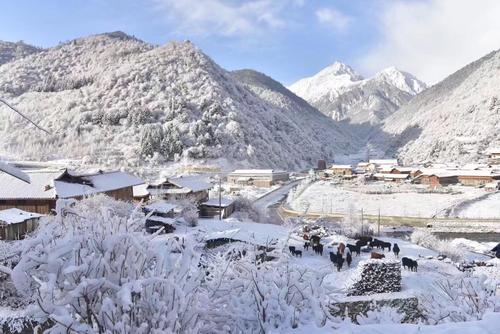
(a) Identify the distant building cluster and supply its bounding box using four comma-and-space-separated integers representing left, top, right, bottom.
320, 154, 500, 190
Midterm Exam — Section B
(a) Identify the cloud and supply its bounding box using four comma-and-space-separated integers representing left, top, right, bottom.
315, 7, 351, 31
152, 0, 303, 37
358, 0, 500, 84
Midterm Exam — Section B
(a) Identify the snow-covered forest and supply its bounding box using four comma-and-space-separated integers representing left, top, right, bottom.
0, 32, 358, 171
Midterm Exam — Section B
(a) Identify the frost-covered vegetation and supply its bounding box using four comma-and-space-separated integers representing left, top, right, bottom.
0, 32, 357, 170
0, 195, 498, 333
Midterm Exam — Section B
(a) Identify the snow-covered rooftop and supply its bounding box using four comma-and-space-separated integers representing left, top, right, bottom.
0, 169, 64, 199
146, 216, 175, 225
331, 164, 352, 169
0, 161, 30, 183
374, 173, 409, 179
230, 169, 288, 175
202, 197, 235, 207
144, 201, 177, 213
54, 170, 144, 198
167, 176, 213, 192
0, 208, 43, 225
369, 159, 398, 165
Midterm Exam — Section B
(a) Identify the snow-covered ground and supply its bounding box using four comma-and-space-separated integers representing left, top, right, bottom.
453, 192, 500, 219
290, 180, 491, 218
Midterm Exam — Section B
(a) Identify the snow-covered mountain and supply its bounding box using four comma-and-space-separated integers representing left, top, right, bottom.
372, 49, 500, 164
0, 32, 357, 170
0, 41, 42, 65
289, 63, 426, 125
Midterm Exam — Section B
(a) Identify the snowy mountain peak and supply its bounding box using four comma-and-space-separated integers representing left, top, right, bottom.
288, 62, 363, 105
289, 62, 425, 126
318, 61, 364, 80
374, 66, 427, 95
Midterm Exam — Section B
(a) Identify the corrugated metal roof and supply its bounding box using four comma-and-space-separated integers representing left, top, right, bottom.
0, 169, 64, 199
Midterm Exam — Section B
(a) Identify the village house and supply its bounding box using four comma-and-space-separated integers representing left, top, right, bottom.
369, 159, 399, 169
142, 201, 177, 234
414, 173, 459, 188
147, 176, 212, 204
455, 170, 500, 186
0, 208, 43, 240
355, 162, 372, 174
199, 197, 235, 219
227, 169, 289, 188
330, 164, 353, 176
373, 173, 410, 183
487, 148, 500, 165
0, 169, 145, 214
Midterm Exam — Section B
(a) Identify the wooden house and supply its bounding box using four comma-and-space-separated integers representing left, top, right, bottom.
0, 169, 145, 214
0, 208, 43, 240
199, 198, 235, 219
373, 173, 409, 183
487, 148, 500, 165
330, 165, 353, 176
143, 201, 178, 234
147, 176, 212, 204
413, 173, 459, 188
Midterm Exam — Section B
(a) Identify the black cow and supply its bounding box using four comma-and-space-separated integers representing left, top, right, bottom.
336, 256, 344, 271
402, 257, 418, 271
292, 249, 302, 257
288, 246, 296, 254
371, 239, 391, 251
316, 243, 324, 256
346, 243, 361, 256
304, 241, 310, 251
393, 243, 400, 257
346, 252, 352, 267
329, 252, 338, 264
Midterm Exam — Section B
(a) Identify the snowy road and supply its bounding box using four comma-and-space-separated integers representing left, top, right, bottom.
253, 180, 301, 223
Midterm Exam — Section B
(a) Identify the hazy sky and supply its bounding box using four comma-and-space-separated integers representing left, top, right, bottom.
1, 0, 500, 85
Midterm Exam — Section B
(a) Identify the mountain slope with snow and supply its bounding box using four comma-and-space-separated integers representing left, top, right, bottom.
373, 49, 500, 164
289, 63, 426, 125
0, 41, 42, 66
0, 32, 357, 170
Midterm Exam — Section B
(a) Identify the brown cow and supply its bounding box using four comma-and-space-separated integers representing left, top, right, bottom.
371, 252, 385, 259
337, 242, 346, 255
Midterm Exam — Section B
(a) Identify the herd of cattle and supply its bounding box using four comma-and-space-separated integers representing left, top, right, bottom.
289, 235, 419, 272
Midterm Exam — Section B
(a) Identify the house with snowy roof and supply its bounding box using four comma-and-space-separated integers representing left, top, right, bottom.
0, 169, 145, 214
0, 208, 43, 240
147, 176, 213, 204
199, 197, 235, 219
227, 169, 289, 187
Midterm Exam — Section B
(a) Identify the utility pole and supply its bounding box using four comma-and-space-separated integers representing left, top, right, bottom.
218, 176, 222, 220
361, 208, 364, 236
378, 207, 381, 236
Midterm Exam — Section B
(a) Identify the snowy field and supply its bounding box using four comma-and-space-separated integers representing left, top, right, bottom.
290, 181, 490, 218
453, 192, 500, 219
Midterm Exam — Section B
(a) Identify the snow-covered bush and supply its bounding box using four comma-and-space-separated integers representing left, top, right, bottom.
420, 275, 499, 324
179, 201, 199, 227
11, 197, 212, 333
410, 229, 463, 262
204, 248, 332, 331
232, 197, 263, 223
9, 196, 334, 333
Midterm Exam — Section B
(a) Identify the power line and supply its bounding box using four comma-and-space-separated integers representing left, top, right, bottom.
0, 97, 51, 135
